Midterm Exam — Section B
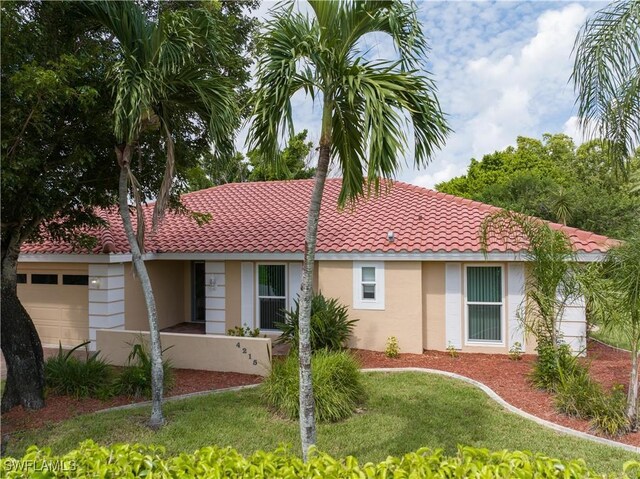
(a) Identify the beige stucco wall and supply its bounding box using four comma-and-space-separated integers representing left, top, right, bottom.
317, 261, 423, 354
96, 329, 271, 376
17, 263, 89, 347
124, 261, 189, 330
422, 262, 446, 351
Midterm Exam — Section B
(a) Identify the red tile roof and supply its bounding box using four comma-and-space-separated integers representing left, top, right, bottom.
21, 179, 616, 256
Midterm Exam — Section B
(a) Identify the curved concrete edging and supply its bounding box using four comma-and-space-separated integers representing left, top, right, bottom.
94, 383, 261, 414
590, 337, 632, 354
362, 367, 640, 455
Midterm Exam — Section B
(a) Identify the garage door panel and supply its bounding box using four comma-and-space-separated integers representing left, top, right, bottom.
18, 273, 89, 347
27, 306, 62, 321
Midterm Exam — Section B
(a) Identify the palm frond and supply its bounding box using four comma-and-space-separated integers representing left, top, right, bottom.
247, 10, 319, 161
333, 61, 448, 205
572, 0, 640, 174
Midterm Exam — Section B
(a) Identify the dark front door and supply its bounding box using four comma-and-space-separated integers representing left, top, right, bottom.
192, 261, 205, 322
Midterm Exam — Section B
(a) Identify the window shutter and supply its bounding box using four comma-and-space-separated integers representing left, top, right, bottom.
445, 263, 462, 349
507, 263, 525, 349
241, 262, 254, 329
288, 263, 302, 310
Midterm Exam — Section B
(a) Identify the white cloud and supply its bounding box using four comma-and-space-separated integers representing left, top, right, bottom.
412, 163, 467, 189
237, 1, 602, 190
402, 2, 595, 187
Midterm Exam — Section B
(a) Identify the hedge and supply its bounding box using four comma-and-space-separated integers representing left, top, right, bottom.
1, 440, 639, 478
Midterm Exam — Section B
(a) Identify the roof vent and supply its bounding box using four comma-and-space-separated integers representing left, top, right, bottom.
387, 231, 395, 242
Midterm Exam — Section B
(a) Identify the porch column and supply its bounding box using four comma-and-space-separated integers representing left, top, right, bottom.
205, 261, 226, 334
88, 264, 125, 351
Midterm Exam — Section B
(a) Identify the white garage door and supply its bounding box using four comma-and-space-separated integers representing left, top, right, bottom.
17, 265, 90, 348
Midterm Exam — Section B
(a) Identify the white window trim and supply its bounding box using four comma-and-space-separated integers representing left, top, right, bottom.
255, 263, 288, 331
353, 261, 385, 310
464, 264, 505, 346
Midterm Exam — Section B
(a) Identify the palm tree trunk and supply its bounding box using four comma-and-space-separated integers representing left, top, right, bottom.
116, 145, 165, 429
628, 344, 639, 428
298, 101, 332, 461
1, 230, 45, 412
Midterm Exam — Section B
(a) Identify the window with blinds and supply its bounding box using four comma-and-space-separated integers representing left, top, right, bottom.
257, 264, 287, 330
466, 266, 502, 342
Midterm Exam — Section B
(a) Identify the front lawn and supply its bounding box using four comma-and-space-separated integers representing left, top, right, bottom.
5, 372, 638, 474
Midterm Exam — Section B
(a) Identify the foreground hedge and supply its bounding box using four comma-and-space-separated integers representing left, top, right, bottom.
2, 441, 639, 478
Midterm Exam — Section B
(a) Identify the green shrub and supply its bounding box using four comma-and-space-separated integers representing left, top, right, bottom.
508, 341, 524, 361
554, 359, 630, 437
262, 350, 365, 422
44, 341, 113, 398
554, 366, 601, 419
276, 293, 358, 352
227, 325, 261, 337
0, 440, 616, 478
529, 341, 578, 391
114, 341, 174, 398
589, 385, 630, 438
385, 336, 400, 358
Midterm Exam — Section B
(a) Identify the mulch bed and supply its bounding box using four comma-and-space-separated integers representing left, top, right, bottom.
3, 340, 638, 448
1, 369, 262, 435
355, 339, 640, 447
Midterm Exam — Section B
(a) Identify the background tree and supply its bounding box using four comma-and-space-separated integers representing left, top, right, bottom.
248, 0, 448, 458
184, 130, 314, 190
0, 1, 118, 411
437, 134, 639, 239
79, 0, 238, 428
248, 130, 315, 181
572, 0, 640, 175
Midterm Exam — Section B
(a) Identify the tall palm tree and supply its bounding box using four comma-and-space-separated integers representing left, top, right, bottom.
572, 0, 640, 175
80, 1, 236, 428
248, 0, 449, 458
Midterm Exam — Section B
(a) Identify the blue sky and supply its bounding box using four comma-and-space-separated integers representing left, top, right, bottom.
240, 1, 605, 188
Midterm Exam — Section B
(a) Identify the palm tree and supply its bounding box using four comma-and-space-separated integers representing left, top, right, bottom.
80, 1, 236, 428
572, 0, 640, 176
248, 0, 449, 458
585, 235, 640, 427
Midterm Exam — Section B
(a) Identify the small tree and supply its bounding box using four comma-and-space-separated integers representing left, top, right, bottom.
480, 210, 580, 348
583, 235, 640, 426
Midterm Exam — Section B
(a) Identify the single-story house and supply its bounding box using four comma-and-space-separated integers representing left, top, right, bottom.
18, 179, 615, 357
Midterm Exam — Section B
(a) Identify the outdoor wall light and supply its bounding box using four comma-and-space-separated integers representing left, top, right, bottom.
89, 277, 101, 289
208, 276, 218, 289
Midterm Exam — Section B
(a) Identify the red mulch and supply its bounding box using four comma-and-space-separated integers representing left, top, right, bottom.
355, 339, 640, 447
1, 369, 262, 435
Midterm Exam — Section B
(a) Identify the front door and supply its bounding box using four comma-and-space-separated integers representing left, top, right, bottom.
192, 261, 205, 322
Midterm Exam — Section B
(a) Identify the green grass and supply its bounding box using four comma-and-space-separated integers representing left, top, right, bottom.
590, 325, 632, 351
6, 373, 638, 474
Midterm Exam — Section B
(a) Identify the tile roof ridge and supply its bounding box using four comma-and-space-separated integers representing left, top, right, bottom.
95, 209, 117, 254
